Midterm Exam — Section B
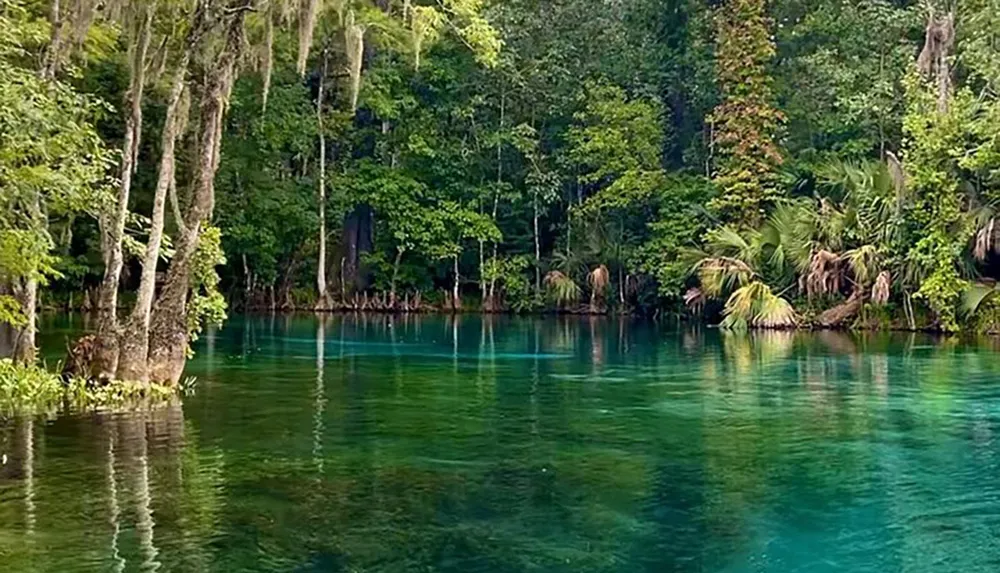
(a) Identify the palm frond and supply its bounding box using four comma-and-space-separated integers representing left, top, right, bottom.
805, 249, 841, 298
763, 201, 815, 275
551, 249, 588, 279
961, 282, 1000, 317
871, 270, 891, 305
544, 270, 581, 306
816, 158, 907, 248
704, 225, 762, 266
756, 291, 798, 329
684, 287, 706, 314
694, 257, 754, 298
844, 244, 879, 286
972, 214, 996, 262
815, 158, 875, 200
587, 264, 610, 294
720, 281, 797, 330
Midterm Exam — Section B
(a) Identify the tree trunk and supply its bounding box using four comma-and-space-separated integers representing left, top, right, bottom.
452, 256, 461, 311
566, 200, 572, 256
534, 196, 540, 295
479, 239, 487, 309
148, 11, 246, 386
94, 5, 154, 379
340, 206, 372, 294
389, 248, 404, 309
10, 189, 44, 365
242, 254, 251, 309
11, 277, 37, 364
315, 51, 330, 310
903, 291, 916, 331
41, 0, 64, 79
484, 89, 504, 312
619, 266, 625, 307
0, 300, 13, 360
261, 7, 274, 112
147, 223, 199, 385
118, 59, 188, 383
488, 273, 497, 312
340, 256, 347, 302
278, 250, 300, 310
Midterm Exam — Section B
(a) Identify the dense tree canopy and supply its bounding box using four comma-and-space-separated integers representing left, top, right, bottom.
5, 0, 1000, 375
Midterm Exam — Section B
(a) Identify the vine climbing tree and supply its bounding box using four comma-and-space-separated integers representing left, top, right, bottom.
708, 0, 784, 228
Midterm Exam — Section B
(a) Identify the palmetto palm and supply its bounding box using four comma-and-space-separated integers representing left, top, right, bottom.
689, 157, 911, 328
543, 270, 581, 308
812, 158, 913, 300
685, 224, 797, 329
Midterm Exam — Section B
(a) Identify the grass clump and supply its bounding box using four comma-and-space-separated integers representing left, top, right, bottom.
0, 358, 184, 415
64, 378, 178, 409
0, 359, 63, 414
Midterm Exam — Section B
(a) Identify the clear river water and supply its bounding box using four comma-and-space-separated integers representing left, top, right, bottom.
3, 313, 1000, 572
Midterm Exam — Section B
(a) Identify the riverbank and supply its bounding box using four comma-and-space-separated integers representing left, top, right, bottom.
30, 299, 999, 336
35, 282, 994, 333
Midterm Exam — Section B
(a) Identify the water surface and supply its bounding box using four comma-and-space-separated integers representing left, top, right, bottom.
4, 314, 1000, 572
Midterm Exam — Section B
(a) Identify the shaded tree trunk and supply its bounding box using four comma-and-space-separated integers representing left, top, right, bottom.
118, 58, 189, 383
619, 267, 625, 307
479, 239, 487, 308
278, 249, 301, 310
41, 0, 64, 79
534, 196, 541, 295
148, 10, 246, 385
917, 11, 954, 115
0, 316, 12, 361
11, 278, 37, 364
452, 256, 461, 311
389, 248, 404, 309
94, 5, 154, 379
315, 51, 330, 309
9, 189, 44, 364
485, 89, 504, 312
341, 205, 373, 293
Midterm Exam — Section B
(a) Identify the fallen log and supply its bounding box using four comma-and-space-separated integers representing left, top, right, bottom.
815, 289, 864, 328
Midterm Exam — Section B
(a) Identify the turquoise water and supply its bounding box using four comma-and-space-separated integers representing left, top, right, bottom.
4, 314, 1000, 572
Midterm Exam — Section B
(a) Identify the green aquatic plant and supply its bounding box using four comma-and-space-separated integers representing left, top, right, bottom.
63, 378, 177, 409
0, 359, 63, 413
0, 359, 182, 415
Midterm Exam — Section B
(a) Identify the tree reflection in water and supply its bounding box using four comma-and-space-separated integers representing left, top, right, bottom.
6, 315, 1000, 572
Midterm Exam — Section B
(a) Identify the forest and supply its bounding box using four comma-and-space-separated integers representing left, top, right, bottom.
2, 0, 1000, 386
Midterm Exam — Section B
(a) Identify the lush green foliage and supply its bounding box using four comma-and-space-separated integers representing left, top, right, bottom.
0, 0, 113, 291
0, 358, 180, 414
187, 226, 228, 352
708, 0, 784, 227
0, 358, 64, 413
6, 0, 1000, 334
